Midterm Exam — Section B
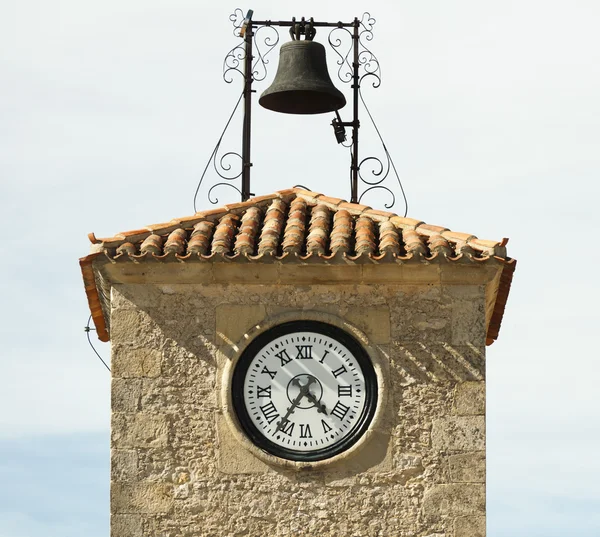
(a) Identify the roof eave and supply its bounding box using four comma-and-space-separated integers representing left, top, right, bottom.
79, 253, 110, 342
81, 256, 514, 345
485, 258, 517, 345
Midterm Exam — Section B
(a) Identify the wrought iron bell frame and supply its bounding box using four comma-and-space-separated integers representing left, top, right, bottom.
196, 9, 405, 212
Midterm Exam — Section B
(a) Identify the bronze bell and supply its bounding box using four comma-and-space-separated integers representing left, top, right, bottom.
259, 40, 346, 115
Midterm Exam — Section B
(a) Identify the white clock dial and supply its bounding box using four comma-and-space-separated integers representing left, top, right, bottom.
232, 322, 377, 461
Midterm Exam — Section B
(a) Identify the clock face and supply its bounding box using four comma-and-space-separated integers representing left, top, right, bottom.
231, 321, 377, 462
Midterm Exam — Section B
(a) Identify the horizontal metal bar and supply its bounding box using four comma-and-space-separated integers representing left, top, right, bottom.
251, 20, 356, 28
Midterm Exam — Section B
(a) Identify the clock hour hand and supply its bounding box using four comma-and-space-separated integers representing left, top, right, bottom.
275, 376, 316, 432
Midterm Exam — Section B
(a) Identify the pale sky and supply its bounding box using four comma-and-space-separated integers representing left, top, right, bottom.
1, 1, 599, 535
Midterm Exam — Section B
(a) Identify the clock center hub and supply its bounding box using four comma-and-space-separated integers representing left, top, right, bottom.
286, 374, 324, 410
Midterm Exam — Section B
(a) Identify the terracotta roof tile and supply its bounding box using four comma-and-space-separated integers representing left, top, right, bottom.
295, 190, 323, 205
188, 221, 215, 256
402, 228, 427, 258
274, 188, 299, 197
363, 208, 396, 221
116, 242, 136, 256
140, 234, 163, 255
338, 201, 371, 215
441, 230, 476, 243
234, 206, 262, 256
317, 195, 345, 208
212, 214, 239, 255
418, 223, 448, 234
428, 233, 452, 257
330, 210, 353, 255
164, 228, 187, 255
389, 216, 423, 230
194, 207, 228, 218
282, 197, 307, 255
258, 199, 286, 255
305, 204, 332, 256
378, 220, 401, 256
244, 193, 279, 205
354, 215, 377, 255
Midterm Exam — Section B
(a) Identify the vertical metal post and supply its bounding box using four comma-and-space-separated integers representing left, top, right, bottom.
241, 21, 254, 201
350, 18, 360, 203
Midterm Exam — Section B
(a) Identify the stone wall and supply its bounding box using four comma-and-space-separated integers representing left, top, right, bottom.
110, 281, 486, 537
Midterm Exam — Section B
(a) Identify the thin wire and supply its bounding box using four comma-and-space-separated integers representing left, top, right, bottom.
358, 87, 409, 218
85, 315, 111, 372
193, 91, 244, 213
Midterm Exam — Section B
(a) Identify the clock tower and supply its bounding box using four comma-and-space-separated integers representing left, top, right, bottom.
80, 187, 515, 536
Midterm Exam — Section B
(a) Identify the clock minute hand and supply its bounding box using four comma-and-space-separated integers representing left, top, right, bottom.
275, 376, 316, 432
303, 389, 327, 414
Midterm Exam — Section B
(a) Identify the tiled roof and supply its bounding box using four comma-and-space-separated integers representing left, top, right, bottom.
80, 188, 516, 344
85, 188, 511, 261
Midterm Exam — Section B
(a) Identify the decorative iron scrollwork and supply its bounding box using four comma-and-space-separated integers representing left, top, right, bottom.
358, 13, 381, 88
208, 181, 243, 205
356, 82, 407, 213
328, 26, 354, 84
252, 24, 279, 82
223, 42, 247, 83
224, 10, 280, 83
193, 92, 245, 211
229, 8, 245, 37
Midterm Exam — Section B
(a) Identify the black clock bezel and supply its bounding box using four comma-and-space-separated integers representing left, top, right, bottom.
231, 320, 378, 462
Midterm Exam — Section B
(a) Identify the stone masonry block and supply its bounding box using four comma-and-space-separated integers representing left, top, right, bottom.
345, 306, 390, 344
390, 301, 452, 343
213, 263, 279, 283
422, 483, 485, 520
111, 449, 139, 482
216, 304, 266, 347
215, 414, 271, 474
111, 286, 136, 310
265, 305, 390, 345
112, 284, 160, 309
110, 309, 154, 345
111, 514, 143, 537
454, 382, 485, 415
112, 347, 161, 378
449, 452, 485, 483
112, 413, 169, 448
111, 482, 173, 514
112, 378, 141, 412
444, 286, 486, 346
455, 515, 486, 537
431, 416, 485, 451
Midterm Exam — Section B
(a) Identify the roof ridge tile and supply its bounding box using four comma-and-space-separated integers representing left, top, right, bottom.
389, 215, 423, 230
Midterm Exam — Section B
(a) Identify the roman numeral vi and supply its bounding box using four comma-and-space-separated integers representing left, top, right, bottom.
299, 424, 313, 438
